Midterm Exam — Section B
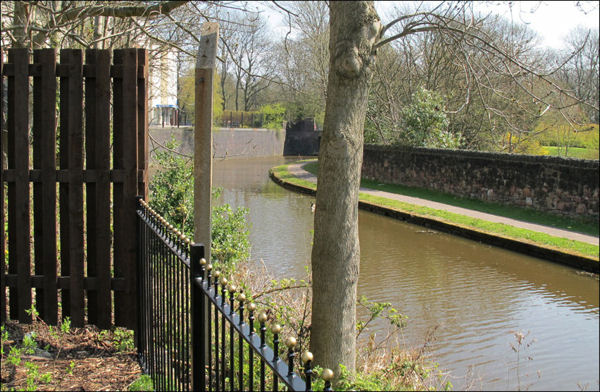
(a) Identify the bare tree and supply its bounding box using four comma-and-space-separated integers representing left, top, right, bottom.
559, 27, 599, 123
310, 0, 599, 378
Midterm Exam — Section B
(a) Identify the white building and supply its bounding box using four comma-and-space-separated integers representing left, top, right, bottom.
149, 47, 178, 126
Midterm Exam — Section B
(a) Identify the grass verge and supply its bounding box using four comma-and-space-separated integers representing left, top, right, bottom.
271, 162, 599, 261
303, 161, 599, 237
543, 146, 599, 160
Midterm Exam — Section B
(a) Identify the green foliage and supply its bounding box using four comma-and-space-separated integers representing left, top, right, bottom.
398, 87, 460, 148
113, 328, 135, 352
25, 362, 39, 391
211, 204, 251, 266
66, 360, 75, 375
504, 133, 549, 155
1, 325, 8, 355
25, 305, 39, 320
259, 103, 286, 130
8, 346, 22, 366
534, 121, 599, 149
128, 375, 154, 391
48, 326, 59, 341
149, 139, 250, 266
148, 139, 194, 231
544, 146, 599, 160
61, 317, 71, 334
178, 67, 223, 126
39, 372, 52, 384
357, 296, 407, 337
22, 333, 37, 355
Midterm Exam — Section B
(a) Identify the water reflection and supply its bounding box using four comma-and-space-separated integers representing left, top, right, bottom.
213, 156, 599, 391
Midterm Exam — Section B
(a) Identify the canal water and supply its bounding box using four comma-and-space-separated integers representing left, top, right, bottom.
213, 156, 599, 391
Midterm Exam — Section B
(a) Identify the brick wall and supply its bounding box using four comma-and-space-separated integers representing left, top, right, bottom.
362, 145, 599, 219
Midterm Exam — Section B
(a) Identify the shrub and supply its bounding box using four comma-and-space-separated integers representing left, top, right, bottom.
398, 87, 462, 148
149, 139, 250, 266
259, 103, 286, 130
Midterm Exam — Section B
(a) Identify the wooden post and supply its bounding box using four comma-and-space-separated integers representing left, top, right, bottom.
194, 22, 219, 261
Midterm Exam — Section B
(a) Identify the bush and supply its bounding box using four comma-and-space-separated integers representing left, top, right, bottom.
398, 87, 462, 148
259, 103, 286, 130
149, 139, 250, 266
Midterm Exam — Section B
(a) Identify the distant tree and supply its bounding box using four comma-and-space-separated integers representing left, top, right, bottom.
271, 1, 329, 123
559, 27, 599, 123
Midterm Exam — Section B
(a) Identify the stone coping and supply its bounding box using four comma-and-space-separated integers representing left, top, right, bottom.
269, 163, 599, 274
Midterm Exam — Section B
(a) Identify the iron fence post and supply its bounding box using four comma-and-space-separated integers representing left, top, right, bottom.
135, 196, 143, 355
191, 243, 206, 391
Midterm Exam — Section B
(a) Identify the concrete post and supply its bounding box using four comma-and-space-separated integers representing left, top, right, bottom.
194, 22, 219, 262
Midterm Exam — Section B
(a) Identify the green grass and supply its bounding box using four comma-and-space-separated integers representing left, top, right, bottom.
543, 146, 599, 160
271, 161, 599, 260
129, 375, 154, 391
303, 161, 599, 237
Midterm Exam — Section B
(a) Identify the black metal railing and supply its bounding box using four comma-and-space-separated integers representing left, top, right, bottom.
136, 197, 334, 391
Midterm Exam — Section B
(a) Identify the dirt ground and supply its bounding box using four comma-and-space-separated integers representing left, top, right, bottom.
1, 320, 143, 391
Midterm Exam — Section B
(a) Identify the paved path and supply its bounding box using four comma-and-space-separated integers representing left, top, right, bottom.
287, 163, 599, 246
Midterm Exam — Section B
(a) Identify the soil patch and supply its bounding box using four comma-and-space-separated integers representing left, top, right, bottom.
1, 320, 143, 391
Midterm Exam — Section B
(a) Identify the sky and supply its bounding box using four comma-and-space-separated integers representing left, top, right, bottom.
255, 1, 599, 50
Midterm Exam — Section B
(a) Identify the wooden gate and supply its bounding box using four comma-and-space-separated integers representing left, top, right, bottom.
1, 48, 148, 331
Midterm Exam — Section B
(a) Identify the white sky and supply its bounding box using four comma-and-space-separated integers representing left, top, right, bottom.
255, 1, 599, 50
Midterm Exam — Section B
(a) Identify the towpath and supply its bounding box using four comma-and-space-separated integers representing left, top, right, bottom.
286, 162, 599, 246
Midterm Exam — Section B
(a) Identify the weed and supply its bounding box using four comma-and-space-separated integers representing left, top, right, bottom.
510, 330, 538, 391
67, 360, 75, 375
22, 333, 37, 355
7, 346, 22, 366
24, 305, 39, 320
25, 362, 38, 391
61, 317, 71, 334
21, 360, 52, 391
98, 330, 110, 341
48, 326, 60, 341
113, 328, 135, 352
128, 374, 154, 391
357, 295, 407, 338
1, 325, 8, 355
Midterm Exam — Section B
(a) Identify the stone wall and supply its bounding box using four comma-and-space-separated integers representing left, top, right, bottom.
149, 127, 285, 158
362, 145, 599, 219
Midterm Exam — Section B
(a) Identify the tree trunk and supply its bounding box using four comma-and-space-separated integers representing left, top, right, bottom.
13, 1, 29, 49
310, 1, 381, 376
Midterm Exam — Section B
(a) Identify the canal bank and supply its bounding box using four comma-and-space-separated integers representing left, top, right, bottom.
269, 161, 599, 273
217, 156, 598, 390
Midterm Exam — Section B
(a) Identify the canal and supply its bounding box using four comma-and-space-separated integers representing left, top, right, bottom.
213, 156, 599, 391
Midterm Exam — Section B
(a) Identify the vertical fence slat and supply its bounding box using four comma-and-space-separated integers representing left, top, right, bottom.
0, 50, 5, 323
33, 52, 43, 319
85, 49, 112, 329
7, 49, 31, 323
59, 51, 70, 320
33, 49, 58, 324
60, 49, 85, 327
84, 50, 97, 326
137, 49, 148, 199
113, 49, 138, 329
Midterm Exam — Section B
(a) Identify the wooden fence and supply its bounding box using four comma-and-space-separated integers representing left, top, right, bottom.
0, 48, 148, 331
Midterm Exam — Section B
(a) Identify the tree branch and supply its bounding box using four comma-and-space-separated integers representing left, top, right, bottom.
58, 0, 189, 23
